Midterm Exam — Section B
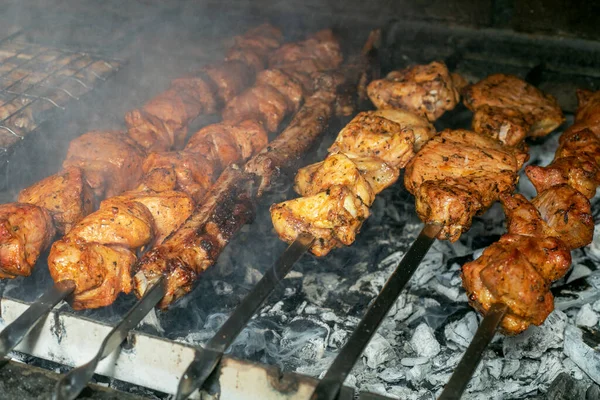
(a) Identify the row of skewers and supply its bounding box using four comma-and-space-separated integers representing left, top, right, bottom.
0, 20, 597, 400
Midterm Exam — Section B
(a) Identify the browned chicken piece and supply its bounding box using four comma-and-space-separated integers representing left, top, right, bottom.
329, 112, 415, 169
202, 60, 255, 104
49, 240, 136, 309
404, 129, 528, 241
141, 151, 216, 203
269, 29, 343, 74
225, 48, 266, 75
462, 74, 565, 144
574, 89, 600, 136
271, 185, 370, 257
222, 84, 291, 132
63, 130, 147, 198
367, 61, 463, 122
245, 87, 336, 194
169, 76, 218, 115
66, 199, 155, 249
0, 203, 55, 278
226, 24, 284, 73
371, 109, 437, 150
134, 167, 255, 308
103, 190, 194, 245
294, 153, 377, 206
256, 69, 304, 112
462, 233, 571, 335
18, 166, 94, 234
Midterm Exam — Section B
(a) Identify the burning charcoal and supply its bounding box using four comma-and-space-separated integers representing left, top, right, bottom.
329, 324, 348, 349
400, 357, 429, 366
444, 311, 478, 349
211, 280, 234, 295
391, 293, 417, 322
280, 316, 330, 365
410, 323, 440, 358
411, 242, 445, 286
387, 386, 432, 400
503, 310, 567, 359
405, 362, 432, 385
501, 359, 521, 377
576, 304, 599, 327
564, 325, 600, 384
303, 272, 340, 306
361, 382, 388, 396
377, 367, 405, 383
543, 372, 591, 400
363, 333, 396, 369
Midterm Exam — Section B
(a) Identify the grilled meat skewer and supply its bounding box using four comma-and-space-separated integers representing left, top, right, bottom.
463, 89, 600, 335
0, 24, 283, 279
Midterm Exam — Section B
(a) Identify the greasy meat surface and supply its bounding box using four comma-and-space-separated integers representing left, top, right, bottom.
18, 166, 94, 234
367, 61, 463, 122
294, 153, 377, 206
0, 203, 55, 278
462, 234, 571, 334
245, 87, 335, 194
134, 168, 255, 308
256, 69, 304, 112
463, 74, 564, 144
371, 109, 436, 150
329, 112, 415, 169
222, 84, 290, 132
203, 60, 254, 104
574, 89, 600, 136
63, 130, 146, 198
404, 129, 527, 241
49, 240, 136, 309
271, 185, 370, 257
269, 29, 343, 74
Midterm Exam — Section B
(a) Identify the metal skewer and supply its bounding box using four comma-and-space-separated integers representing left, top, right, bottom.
0, 280, 75, 359
53, 275, 167, 400
175, 232, 315, 400
310, 223, 442, 400
438, 303, 508, 400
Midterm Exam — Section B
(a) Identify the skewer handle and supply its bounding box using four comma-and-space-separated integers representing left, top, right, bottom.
438, 303, 508, 400
53, 275, 166, 400
175, 233, 315, 400
0, 280, 75, 359
311, 223, 442, 400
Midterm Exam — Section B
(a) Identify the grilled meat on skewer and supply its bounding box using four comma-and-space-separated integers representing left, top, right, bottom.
462, 89, 600, 335
366, 61, 465, 122
134, 85, 337, 308
0, 24, 283, 280
463, 74, 565, 145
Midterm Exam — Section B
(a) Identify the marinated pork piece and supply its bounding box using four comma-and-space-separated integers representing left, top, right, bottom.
203, 60, 255, 104
404, 129, 528, 241
462, 233, 571, 334
226, 23, 284, 73
63, 130, 147, 198
0, 203, 55, 278
256, 69, 304, 112
462, 74, 565, 144
367, 61, 463, 122
222, 84, 291, 132
526, 90, 600, 199
18, 166, 94, 234
329, 112, 415, 169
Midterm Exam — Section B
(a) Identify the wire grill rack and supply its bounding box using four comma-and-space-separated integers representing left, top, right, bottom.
0, 35, 123, 150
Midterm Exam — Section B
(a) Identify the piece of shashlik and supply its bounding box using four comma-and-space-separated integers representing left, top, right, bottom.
46, 30, 345, 309
0, 24, 282, 280
462, 89, 600, 335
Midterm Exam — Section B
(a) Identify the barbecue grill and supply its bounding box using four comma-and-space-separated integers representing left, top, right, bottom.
1, 1, 600, 399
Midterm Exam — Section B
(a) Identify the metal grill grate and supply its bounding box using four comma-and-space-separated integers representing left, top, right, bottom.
0, 35, 123, 150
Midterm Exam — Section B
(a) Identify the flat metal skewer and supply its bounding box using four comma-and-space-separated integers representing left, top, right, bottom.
0, 280, 75, 359
310, 223, 442, 400
438, 303, 508, 400
53, 275, 167, 400
175, 232, 315, 400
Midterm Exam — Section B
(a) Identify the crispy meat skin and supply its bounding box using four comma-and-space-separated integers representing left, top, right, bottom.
245, 88, 335, 194
18, 166, 94, 234
404, 129, 527, 241
367, 61, 462, 122
0, 203, 55, 278
526, 89, 600, 199
462, 234, 570, 334
371, 109, 436, 150
463, 74, 564, 144
63, 131, 146, 198
134, 168, 255, 308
